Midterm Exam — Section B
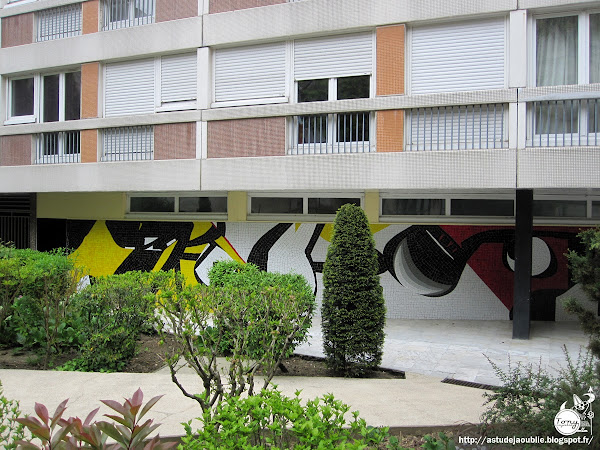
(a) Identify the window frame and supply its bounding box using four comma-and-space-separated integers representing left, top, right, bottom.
126, 193, 228, 219
102, 0, 155, 31
248, 193, 364, 221
527, 11, 600, 146
291, 75, 374, 154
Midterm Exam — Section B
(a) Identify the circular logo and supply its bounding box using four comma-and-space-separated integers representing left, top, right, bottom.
554, 409, 581, 436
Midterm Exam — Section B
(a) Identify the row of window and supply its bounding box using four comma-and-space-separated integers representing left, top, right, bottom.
127, 195, 600, 219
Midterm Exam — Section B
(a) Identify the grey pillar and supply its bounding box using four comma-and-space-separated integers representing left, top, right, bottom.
513, 189, 533, 339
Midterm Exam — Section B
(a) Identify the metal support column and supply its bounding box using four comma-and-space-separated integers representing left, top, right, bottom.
513, 189, 533, 339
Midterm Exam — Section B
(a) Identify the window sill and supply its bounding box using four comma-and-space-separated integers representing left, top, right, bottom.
211, 97, 288, 108
4, 116, 36, 126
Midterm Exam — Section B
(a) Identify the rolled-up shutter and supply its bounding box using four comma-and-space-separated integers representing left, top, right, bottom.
294, 33, 373, 80
215, 42, 286, 102
410, 18, 506, 94
105, 59, 155, 116
161, 53, 197, 104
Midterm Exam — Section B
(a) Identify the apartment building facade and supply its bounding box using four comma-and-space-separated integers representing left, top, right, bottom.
0, 0, 599, 334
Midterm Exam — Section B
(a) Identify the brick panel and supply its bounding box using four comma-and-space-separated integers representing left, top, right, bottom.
156, 0, 197, 21
1, 13, 33, 48
82, 0, 100, 34
81, 129, 98, 163
376, 25, 405, 96
81, 63, 99, 119
377, 110, 404, 152
154, 123, 197, 160
208, 118, 285, 158
209, 0, 285, 14
0, 135, 32, 166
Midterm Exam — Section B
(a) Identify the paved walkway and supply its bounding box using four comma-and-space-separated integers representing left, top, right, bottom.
0, 319, 590, 439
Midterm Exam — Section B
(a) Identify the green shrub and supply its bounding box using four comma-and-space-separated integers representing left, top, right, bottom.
481, 346, 599, 443
0, 381, 25, 449
565, 227, 600, 378
65, 271, 158, 372
155, 269, 315, 414
3, 247, 82, 368
180, 387, 388, 449
207, 261, 315, 359
321, 204, 386, 377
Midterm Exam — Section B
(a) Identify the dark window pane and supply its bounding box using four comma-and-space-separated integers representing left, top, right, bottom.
592, 201, 600, 218
110, 0, 130, 22
43, 133, 59, 156
179, 197, 227, 213
308, 198, 360, 214
337, 75, 370, 100
298, 79, 328, 102
43, 74, 60, 123
533, 200, 586, 217
11, 78, 34, 117
130, 197, 175, 213
451, 199, 514, 216
337, 112, 370, 142
65, 72, 81, 121
251, 197, 303, 214
382, 199, 445, 215
298, 115, 327, 144
134, 0, 152, 18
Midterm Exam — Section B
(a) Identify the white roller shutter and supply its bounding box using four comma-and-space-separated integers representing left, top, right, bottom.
161, 53, 197, 103
294, 33, 373, 80
410, 18, 506, 94
105, 59, 155, 116
215, 43, 286, 102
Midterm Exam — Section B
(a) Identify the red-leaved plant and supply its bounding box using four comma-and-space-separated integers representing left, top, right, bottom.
15, 388, 176, 450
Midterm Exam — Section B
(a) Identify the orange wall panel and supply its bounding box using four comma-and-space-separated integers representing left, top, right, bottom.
157, 0, 197, 21
80, 130, 98, 163
1, 13, 33, 48
377, 110, 404, 153
82, 0, 100, 34
208, 118, 285, 158
81, 63, 99, 119
210, 0, 285, 14
376, 25, 405, 96
154, 123, 197, 160
0, 135, 32, 166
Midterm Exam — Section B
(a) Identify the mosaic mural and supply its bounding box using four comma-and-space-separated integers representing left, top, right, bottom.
66, 220, 595, 321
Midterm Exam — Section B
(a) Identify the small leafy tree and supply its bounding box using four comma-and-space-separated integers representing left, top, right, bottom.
154, 267, 315, 415
565, 227, 600, 377
321, 204, 386, 377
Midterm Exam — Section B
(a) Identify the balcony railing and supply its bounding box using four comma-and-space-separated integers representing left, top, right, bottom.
36, 4, 82, 42
35, 131, 80, 164
289, 112, 372, 155
406, 104, 507, 151
102, 125, 154, 161
527, 98, 600, 147
102, 0, 155, 31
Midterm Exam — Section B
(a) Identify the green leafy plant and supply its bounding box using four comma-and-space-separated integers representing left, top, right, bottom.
421, 432, 456, 450
565, 227, 600, 377
0, 380, 25, 449
0, 244, 29, 346
15, 388, 176, 449
481, 346, 599, 442
180, 387, 389, 449
5, 247, 82, 369
321, 203, 386, 377
65, 271, 157, 372
154, 269, 315, 414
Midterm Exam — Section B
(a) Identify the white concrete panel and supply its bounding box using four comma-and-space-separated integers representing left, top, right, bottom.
201, 150, 518, 192
203, 0, 517, 47
0, 159, 201, 192
0, 17, 203, 75
517, 147, 600, 189
508, 10, 527, 88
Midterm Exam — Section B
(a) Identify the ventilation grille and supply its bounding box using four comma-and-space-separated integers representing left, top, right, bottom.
441, 377, 499, 391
